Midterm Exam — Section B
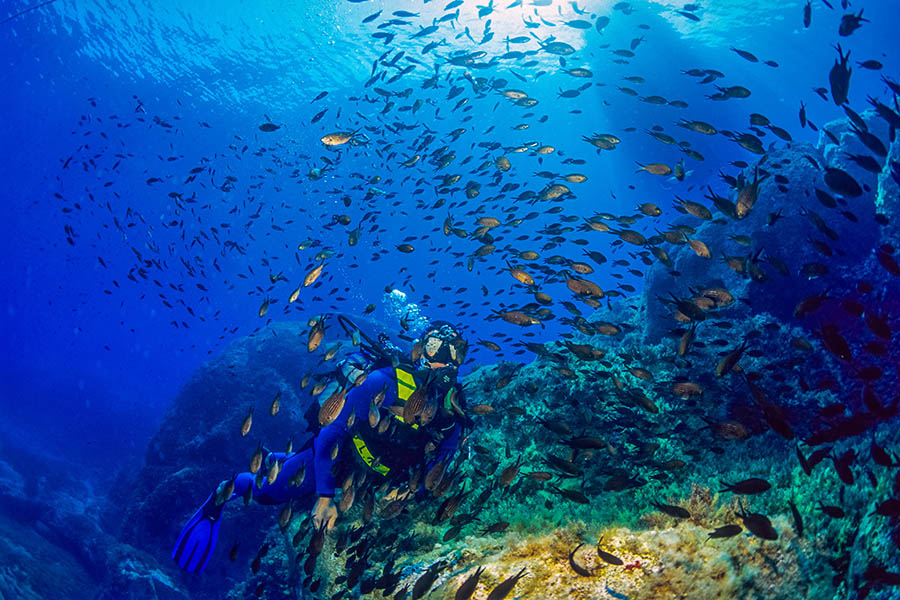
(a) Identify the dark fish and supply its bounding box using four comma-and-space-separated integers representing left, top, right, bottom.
563, 436, 606, 450
857, 59, 882, 70
808, 447, 833, 468
863, 564, 900, 588
829, 44, 852, 105
551, 485, 590, 504
875, 498, 900, 517
650, 500, 690, 519
820, 323, 852, 361
788, 500, 804, 537
819, 502, 846, 518
307, 522, 326, 556
730, 47, 758, 62
838, 9, 867, 36
455, 566, 485, 600
876, 246, 900, 276
537, 417, 572, 436
706, 524, 743, 539
719, 478, 772, 495
481, 521, 510, 534
796, 446, 813, 476
870, 441, 895, 467
737, 506, 778, 540
830, 449, 856, 485
568, 543, 594, 577
844, 152, 882, 174
485, 567, 527, 600
824, 167, 862, 197
565, 19, 593, 29
595, 538, 624, 565
362, 10, 381, 23
443, 524, 463, 542
716, 340, 747, 376
852, 124, 888, 157
412, 562, 445, 600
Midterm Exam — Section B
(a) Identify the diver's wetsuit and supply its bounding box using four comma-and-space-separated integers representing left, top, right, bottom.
173, 365, 463, 573
226, 366, 462, 507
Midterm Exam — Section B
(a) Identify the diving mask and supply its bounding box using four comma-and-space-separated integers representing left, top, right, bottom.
421, 324, 466, 367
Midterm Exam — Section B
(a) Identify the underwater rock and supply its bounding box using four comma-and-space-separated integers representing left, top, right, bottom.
0, 459, 23, 499
342, 292, 893, 600
876, 128, 900, 245
818, 109, 890, 182
0, 442, 117, 574
0, 509, 100, 600
0, 445, 120, 599
819, 109, 900, 239
96, 544, 190, 600
639, 127, 885, 345
377, 517, 817, 600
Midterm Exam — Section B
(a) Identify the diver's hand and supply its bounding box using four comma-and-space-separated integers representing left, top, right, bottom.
432, 365, 458, 390
313, 496, 338, 531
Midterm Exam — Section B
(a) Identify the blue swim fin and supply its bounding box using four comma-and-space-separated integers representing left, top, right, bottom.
172, 493, 224, 573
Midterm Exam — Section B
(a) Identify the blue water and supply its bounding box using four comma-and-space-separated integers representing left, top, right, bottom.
1, 0, 899, 597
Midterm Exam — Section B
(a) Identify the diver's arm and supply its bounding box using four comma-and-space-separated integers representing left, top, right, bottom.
424, 420, 462, 475
310, 401, 357, 530
434, 420, 462, 464
414, 420, 462, 500
313, 423, 346, 497
312, 367, 395, 497
311, 368, 394, 530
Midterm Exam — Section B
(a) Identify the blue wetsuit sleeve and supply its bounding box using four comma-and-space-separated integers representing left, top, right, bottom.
313, 423, 343, 497
313, 367, 394, 497
427, 420, 461, 473
416, 420, 462, 500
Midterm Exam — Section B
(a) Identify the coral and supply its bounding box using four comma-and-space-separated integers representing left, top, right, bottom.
376, 517, 821, 600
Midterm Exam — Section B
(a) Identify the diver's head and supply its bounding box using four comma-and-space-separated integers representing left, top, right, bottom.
418, 321, 467, 370
416, 321, 469, 421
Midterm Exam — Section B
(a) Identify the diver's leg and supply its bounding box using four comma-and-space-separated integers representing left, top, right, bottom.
173, 449, 317, 572
250, 448, 316, 508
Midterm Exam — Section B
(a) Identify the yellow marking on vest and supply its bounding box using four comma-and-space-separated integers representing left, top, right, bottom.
352, 434, 390, 476
395, 367, 416, 400
392, 368, 420, 429
393, 414, 419, 430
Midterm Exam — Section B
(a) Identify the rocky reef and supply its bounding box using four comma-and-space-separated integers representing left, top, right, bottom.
639, 109, 896, 346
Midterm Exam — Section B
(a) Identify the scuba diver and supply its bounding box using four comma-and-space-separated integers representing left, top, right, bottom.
172, 319, 471, 573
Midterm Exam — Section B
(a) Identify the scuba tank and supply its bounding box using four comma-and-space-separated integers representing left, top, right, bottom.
334, 315, 412, 387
